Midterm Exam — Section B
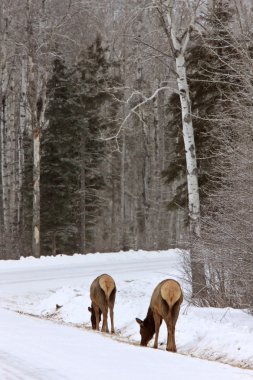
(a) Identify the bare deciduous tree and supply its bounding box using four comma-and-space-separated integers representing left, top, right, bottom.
154, 0, 207, 298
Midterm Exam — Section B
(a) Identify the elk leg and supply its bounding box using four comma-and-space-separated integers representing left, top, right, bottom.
109, 306, 115, 334
109, 289, 116, 334
165, 307, 173, 352
101, 305, 109, 333
94, 305, 100, 331
166, 322, 176, 352
153, 312, 162, 349
166, 303, 180, 352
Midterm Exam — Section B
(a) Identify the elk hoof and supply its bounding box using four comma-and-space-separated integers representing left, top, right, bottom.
166, 347, 176, 353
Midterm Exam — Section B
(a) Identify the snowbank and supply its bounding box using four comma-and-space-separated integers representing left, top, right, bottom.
1, 249, 253, 369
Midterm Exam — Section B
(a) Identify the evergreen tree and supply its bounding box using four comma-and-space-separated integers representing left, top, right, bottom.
41, 57, 81, 255
41, 37, 122, 255
74, 35, 121, 252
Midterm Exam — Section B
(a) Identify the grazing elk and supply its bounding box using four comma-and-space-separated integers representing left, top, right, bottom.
88, 274, 116, 334
136, 279, 183, 352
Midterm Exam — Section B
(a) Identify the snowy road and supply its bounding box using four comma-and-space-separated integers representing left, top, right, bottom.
0, 250, 253, 379
0, 253, 180, 298
0, 308, 252, 380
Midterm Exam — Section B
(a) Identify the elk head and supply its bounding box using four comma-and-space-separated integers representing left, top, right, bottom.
136, 317, 155, 346
88, 305, 102, 329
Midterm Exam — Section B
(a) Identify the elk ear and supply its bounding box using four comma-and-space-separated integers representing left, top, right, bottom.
88, 307, 92, 312
136, 318, 143, 326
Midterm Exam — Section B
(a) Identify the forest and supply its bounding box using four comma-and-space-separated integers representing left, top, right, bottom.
0, 0, 252, 309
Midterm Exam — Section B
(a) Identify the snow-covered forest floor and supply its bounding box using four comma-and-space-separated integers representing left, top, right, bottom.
0, 249, 253, 379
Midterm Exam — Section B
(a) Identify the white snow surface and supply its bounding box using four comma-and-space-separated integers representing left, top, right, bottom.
0, 249, 253, 380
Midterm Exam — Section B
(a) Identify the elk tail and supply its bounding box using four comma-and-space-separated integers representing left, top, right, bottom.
99, 275, 115, 302
160, 280, 181, 309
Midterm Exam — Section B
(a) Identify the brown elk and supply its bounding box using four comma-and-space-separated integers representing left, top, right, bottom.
136, 279, 183, 352
88, 274, 116, 334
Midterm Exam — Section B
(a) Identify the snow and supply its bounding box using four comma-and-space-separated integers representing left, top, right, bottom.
0, 308, 251, 380
0, 249, 253, 379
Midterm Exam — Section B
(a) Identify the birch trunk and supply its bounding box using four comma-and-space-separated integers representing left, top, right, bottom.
175, 51, 200, 235
175, 50, 206, 296
176, 53, 207, 295
166, 7, 207, 297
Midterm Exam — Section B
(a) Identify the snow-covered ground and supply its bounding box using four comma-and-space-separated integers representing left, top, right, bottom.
0, 249, 253, 379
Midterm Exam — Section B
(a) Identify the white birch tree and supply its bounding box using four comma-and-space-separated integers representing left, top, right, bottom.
154, 0, 207, 297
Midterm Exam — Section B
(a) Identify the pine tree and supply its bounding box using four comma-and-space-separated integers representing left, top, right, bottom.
41, 57, 81, 255
74, 35, 121, 252
41, 37, 122, 255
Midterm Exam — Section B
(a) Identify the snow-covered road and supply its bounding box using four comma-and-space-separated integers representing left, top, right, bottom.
0, 308, 252, 380
0, 250, 253, 379
0, 253, 179, 298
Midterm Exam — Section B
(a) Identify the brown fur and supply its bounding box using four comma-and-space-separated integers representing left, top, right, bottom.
136, 279, 183, 352
88, 274, 116, 334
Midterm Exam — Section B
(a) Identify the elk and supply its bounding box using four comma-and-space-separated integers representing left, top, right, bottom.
88, 274, 116, 334
136, 279, 183, 352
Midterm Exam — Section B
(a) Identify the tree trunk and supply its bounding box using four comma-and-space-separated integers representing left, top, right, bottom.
175, 50, 206, 298
120, 129, 126, 249
80, 129, 86, 254
17, 55, 27, 241
28, 57, 47, 259
0, 11, 9, 253
153, 78, 161, 249
26, 0, 48, 258
169, 20, 207, 298
8, 72, 18, 257
175, 51, 200, 234
32, 125, 40, 258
